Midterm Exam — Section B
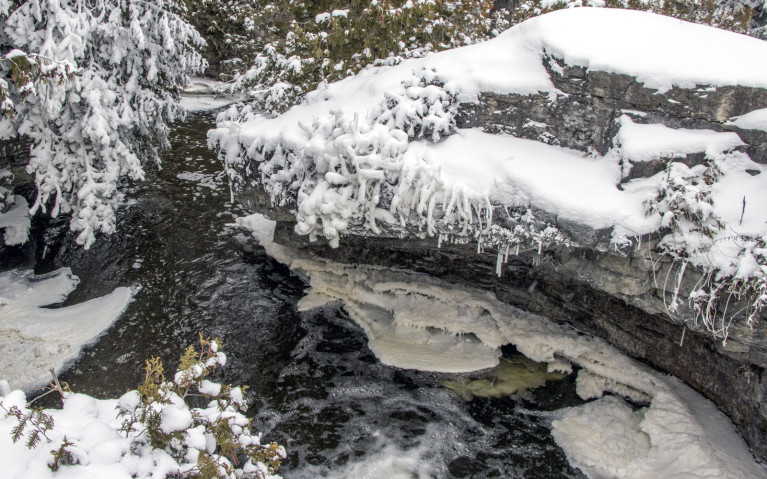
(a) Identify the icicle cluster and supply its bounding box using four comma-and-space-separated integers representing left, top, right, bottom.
214, 66, 573, 259
217, 69, 464, 245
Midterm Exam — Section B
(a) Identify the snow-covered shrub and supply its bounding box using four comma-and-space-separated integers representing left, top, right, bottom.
646, 158, 767, 343
0, 0, 204, 248
0, 335, 285, 478
216, 68, 469, 247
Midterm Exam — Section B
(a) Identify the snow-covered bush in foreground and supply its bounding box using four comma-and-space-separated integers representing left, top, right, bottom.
212, 8, 767, 340
0, 335, 285, 478
0, 0, 204, 248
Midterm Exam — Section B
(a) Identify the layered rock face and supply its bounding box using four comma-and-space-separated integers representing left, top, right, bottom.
234, 59, 767, 461
461, 56, 767, 165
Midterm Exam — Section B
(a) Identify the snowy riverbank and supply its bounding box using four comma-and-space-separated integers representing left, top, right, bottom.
0, 268, 132, 391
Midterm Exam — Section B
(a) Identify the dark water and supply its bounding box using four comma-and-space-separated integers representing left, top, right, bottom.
33, 110, 587, 478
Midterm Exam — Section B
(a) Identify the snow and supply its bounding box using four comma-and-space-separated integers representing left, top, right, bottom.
240, 213, 767, 479
519, 8, 767, 93
159, 402, 193, 434
0, 195, 31, 245
0, 268, 133, 391
552, 377, 767, 479
0, 337, 282, 478
211, 8, 767, 341
726, 108, 767, 132
410, 128, 653, 232
183, 76, 219, 95
0, 391, 132, 479
616, 115, 744, 162
219, 7, 767, 144
179, 95, 234, 112
198, 379, 222, 397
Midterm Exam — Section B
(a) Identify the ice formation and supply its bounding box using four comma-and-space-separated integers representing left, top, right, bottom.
212, 8, 767, 243
0, 268, 132, 391
0, 195, 31, 245
239, 213, 767, 479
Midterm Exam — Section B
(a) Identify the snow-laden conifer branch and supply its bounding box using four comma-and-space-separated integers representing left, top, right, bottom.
0, 0, 204, 248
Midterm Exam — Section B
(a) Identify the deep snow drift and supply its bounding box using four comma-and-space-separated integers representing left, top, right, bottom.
0, 268, 132, 391
240, 213, 767, 479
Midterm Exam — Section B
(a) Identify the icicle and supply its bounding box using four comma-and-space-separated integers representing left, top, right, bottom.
515, 242, 520, 256
679, 326, 686, 347
504, 244, 509, 263
474, 202, 483, 231
427, 195, 436, 236
670, 261, 688, 313
438, 233, 443, 249
496, 251, 503, 278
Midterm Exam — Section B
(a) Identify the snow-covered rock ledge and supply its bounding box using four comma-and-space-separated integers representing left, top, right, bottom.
212, 8, 767, 460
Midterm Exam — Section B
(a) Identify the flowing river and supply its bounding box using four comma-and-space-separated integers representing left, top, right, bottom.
29, 111, 588, 478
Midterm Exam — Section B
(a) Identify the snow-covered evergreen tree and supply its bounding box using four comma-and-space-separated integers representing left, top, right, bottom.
181, 0, 260, 78
0, 0, 204, 247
